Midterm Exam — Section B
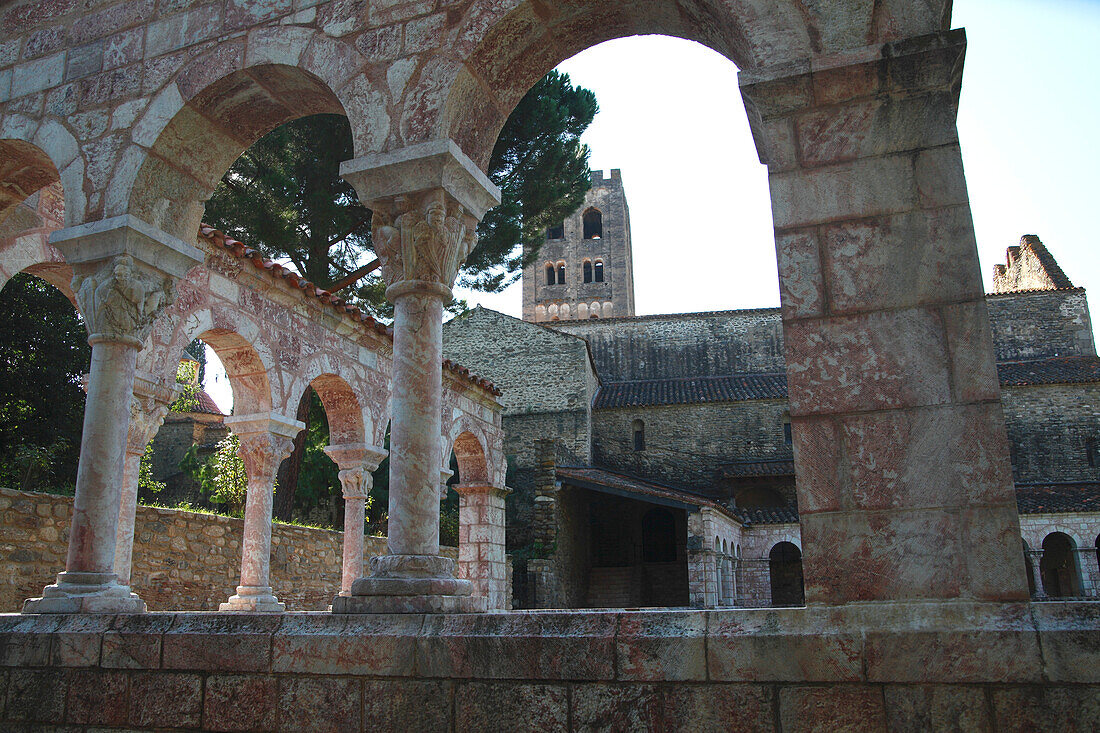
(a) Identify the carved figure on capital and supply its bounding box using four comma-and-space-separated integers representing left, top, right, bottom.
236, 433, 295, 483
338, 467, 369, 500
126, 394, 171, 456
71, 255, 174, 344
371, 190, 479, 288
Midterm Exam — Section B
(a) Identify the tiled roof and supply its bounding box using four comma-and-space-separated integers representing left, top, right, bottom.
1016, 483, 1100, 515
197, 225, 501, 396
556, 466, 740, 522
594, 373, 788, 408
192, 389, 225, 416
986, 286, 1084, 297
593, 356, 1100, 409
722, 459, 795, 478
997, 356, 1100, 387
737, 506, 799, 524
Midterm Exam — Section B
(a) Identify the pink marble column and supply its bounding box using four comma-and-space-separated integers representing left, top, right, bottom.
454, 483, 511, 610
338, 140, 500, 613
24, 216, 201, 614
740, 31, 1028, 604
324, 443, 388, 596
220, 414, 303, 612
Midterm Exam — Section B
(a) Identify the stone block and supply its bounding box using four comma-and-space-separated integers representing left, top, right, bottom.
272, 614, 419, 676
363, 680, 452, 732
129, 671, 203, 728
1031, 602, 1100, 683
204, 674, 278, 731
0, 614, 61, 667
101, 613, 172, 669
661, 683, 776, 732
11, 52, 66, 97
775, 228, 824, 320
278, 676, 361, 733
615, 611, 706, 681
941, 299, 1002, 403
163, 613, 280, 672
51, 614, 111, 666
707, 608, 863, 682
5, 668, 68, 721
865, 626, 1041, 683
883, 684, 991, 732
455, 682, 568, 732
779, 685, 887, 733
572, 683, 662, 731
991, 686, 1100, 732
65, 669, 129, 726
419, 612, 616, 680
784, 308, 952, 417
915, 145, 969, 209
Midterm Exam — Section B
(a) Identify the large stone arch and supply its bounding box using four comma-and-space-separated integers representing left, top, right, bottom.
288, 356, 372, 447
0, 183, 73, 301
110, 29, 385, 241
430, 0, 953, 167
0, 123, 84, 227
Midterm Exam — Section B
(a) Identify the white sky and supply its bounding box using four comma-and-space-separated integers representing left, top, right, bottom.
206, 0, 1100, 412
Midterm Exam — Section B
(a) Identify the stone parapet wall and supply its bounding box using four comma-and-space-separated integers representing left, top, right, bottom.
1, 602, 1098, 731
0, 487, 457, 613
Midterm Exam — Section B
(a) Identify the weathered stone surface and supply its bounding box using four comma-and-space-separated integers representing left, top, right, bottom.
204, 674, 279, 732
884, 684, 992, 732
455, 682, 569, 732
163, 613, 281, 672
278, 676, 361, 733
65, 668, 130, 726
129, 671, 203, 728
363, 680, 452, 732
779, 685, 887, 732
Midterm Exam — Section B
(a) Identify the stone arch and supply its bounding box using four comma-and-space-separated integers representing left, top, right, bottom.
114, 30, 382, 241
769, 540, 805, 607
0, 122, 84, 227
582, 208, 603, 240
452, 430, 489, 486
0, 183, 73, 301
577, 302, 589, 319
308, 373, 368, 447
1040, 531, 1082, 598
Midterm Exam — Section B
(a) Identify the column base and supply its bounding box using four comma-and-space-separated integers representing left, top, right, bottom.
22, 571, 147, 614
219, 586, 285, 613
332, 554, 488, 614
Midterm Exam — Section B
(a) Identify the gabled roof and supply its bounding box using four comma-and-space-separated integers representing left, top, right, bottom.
555, 465, 740, 522
1016, 483, 1100, 515
594, 373, 788, 408
997, 356, 1100, 387
721, 459, 795, 478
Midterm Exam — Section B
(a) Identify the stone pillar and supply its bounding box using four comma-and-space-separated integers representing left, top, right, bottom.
740, 30, 1028, 605
323, 443, 388, 596
114, 373, 177, 586
336, 140, 500, 613
1028, 550, 1047, 600
440, 467, 454, 501
220, 413, 303, 612
24, 216, 201, 614
1077, 548, 1099, 598
454, 483, 512, 610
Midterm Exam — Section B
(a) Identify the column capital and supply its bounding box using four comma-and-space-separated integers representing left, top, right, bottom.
453, 483, 512, 498
226, 413, 303, 480
324, 442, 388, 471
51, 215, 205, 347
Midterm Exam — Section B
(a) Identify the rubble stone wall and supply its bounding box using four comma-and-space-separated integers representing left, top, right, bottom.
1002, 384, 1100, 484
0, 487, 456, 613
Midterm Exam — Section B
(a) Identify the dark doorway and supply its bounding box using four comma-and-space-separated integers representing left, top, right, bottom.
769, 541, 805, 606
1040, 532, 1081, 597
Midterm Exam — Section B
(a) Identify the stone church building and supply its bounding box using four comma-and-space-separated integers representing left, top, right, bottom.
444, 172, 1100, 609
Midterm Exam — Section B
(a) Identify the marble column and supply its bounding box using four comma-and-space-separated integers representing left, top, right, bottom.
114, 373, 177, 586
220, 413, 303, 612
1028, 550, 1047, 600
324, 443, 388, 596
454, 483, 512, 610
336, 140, 499, 613
740, 30, 1028, 604
24, 216, 201, 614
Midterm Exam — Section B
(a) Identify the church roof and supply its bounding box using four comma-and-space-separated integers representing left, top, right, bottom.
592, 356, 1100, 408
556, 465, 740, 522
1015, 483, 1100, 515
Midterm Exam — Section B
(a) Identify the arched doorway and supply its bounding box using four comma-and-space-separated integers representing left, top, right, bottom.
1040, 532, 1082, 597
769, 541, 804, 607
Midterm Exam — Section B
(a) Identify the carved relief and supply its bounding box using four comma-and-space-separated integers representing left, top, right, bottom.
371, 190, 480, 288
126, 395, 171, 456
72, 255, 175, 344
236, 432, 295, 483
338, 467, 370, 500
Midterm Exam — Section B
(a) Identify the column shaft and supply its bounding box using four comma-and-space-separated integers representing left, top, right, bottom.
342, 497, 366, 595
113, 449, 143, 586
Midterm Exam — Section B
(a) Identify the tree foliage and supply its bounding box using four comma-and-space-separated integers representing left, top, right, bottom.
180, 433, 251, 516
0, 273, 89, 491
202, 70, 597, 314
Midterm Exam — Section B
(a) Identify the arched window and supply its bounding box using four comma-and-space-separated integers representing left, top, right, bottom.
641, 508, 676, 562
583, 208, 603, 239
594, 259, 604, 282
557, 262, 566, 284
545, 263, 555, 285
1040, 532, 1082, 597
632, 419, 645, 451
583, 260, 592, 283
769, 542, 804, 606
547, 222, 564, 240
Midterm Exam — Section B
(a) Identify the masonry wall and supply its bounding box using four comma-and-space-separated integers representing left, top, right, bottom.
592, 400, 792, 495
986, 289, 1095, 361
1001, 384, 1100, 484
0, 487, 456, 613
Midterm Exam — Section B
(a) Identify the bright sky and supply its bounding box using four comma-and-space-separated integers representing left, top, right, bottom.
206, 0, 1100, 412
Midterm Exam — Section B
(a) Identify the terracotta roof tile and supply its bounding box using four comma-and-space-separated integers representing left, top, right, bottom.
1016, 483, 1100, 514
997, 356, 1100, 387
721, 459, 795, 478
737, 506, 799, 524
197, 224, 500, 397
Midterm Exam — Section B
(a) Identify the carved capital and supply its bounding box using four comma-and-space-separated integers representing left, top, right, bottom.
324, 443, 387, 499
370, 189, 480, 289
126, 396, 171, 456
72, 254, 175, 346
236, 432, 295, 483
338, 467, 370, 500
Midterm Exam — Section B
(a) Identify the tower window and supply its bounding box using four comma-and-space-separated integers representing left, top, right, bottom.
545, 263, 555, 285
547, 222, 564, 240
583, 261, 592, 283
583, 208, 603, 239
633, 419, 645, 451
557, 262, 566, 284
594, 260, 604, 282
783, 415, 792, 446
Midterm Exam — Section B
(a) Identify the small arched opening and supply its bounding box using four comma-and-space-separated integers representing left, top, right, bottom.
1040, 532, 1082, 597
769, 541, 804, 607
547, 222, 564, 240
632, 419, 645, 451
557, 262, 566, 284
594, 259, 604, 282
582, 208, 603, 239
583, 260, 592, 283
545, 263, 555, 285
